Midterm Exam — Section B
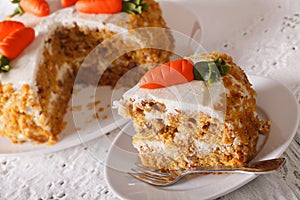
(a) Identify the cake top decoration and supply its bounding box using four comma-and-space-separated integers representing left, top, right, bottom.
9, 0, 149, 17
139, 54, 231, 89
0, 20, 35, 72
9, 0, 50, 18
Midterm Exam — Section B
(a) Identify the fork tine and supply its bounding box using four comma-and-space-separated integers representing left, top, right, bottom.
129, 163, 179, 186
135, 163, 171, 177
130, 168, 170, 181
128, 172, 173, 186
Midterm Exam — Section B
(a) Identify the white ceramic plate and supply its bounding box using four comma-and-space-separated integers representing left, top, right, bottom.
0, 1, 202, 156
105, 76, 300, 200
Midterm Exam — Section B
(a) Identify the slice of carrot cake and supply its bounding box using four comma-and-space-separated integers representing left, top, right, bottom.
115, 52, 270, 171
0, 0, 174, 144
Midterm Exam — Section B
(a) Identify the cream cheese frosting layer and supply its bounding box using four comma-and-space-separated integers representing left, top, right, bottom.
117, 80, 228, 121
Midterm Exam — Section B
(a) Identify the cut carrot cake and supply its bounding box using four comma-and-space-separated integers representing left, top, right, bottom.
0, 0, 174, 144
115, 52, 270, 171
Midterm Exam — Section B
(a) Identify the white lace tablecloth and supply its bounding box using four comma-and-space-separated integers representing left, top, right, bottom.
0, 0, 299, 199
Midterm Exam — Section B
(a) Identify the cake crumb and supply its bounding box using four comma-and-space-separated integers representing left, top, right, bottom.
93, 113, 100, 119
85, 119, 93, 124
98, 107, 104, 112
73, 88, 81, 95
62, 121, 67, 129
86, 102, 94, 110
71, 105, 82, 111
103, 115, 108, 119
95, 100, 101, 106
86, 100, 102, 110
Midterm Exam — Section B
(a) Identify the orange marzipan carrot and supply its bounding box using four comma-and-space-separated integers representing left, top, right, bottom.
76, 0, 122, 14
61, 0, 78, 8
20, 0, 50, 17
0, 27, 35, 60
0, 20, 25, 41
139, 59, 194, 89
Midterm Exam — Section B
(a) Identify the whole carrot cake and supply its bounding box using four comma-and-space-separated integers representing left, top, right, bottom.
0, 0, 174, 144
115, 52, 270, 170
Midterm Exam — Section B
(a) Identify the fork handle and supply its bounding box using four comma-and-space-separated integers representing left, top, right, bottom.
185, 158, 286, 175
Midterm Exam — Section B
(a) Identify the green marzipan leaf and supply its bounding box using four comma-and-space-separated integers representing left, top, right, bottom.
136, 6, 143, 14
141, 3, 149, 10
122, 2, 136, 11
132, 0, 141, 5
208, 62, 221, 84
1, 65, 11, 72
193, 56, 231, 84
122, 0, 148, 14
8, 5, 23, 18
221, 59, 226, 65
214, 55, 220, 63
0, 56, 10, 66
220, 65, 230, 76
193, 61, 209, 81
11, 0, 20, 4
0, 55, 11, 72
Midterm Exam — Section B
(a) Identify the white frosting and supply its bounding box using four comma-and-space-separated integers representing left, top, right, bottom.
119, 80, 227, 121
193, 139, 217, 155
0, 5, 132, 90
134, 140, 166, 152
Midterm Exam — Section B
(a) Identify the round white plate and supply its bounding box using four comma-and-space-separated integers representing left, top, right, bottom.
0, 1, 202, 155
105, 75, 300, 200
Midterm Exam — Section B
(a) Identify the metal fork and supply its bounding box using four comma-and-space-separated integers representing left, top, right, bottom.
129, 158, 286, 186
